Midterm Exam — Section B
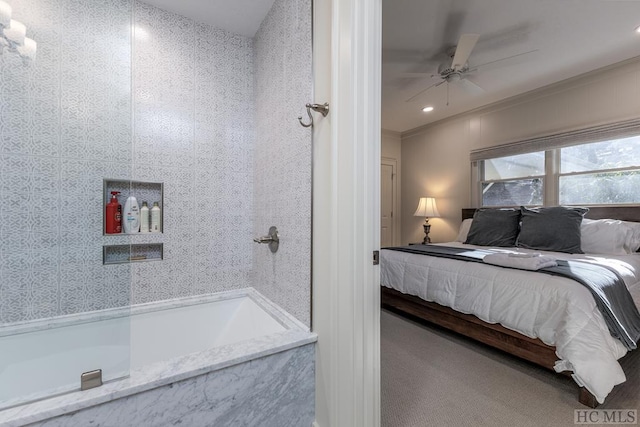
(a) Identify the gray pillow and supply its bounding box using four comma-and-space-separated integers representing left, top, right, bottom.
465, 208, 520, 247
517, 206, 589, 254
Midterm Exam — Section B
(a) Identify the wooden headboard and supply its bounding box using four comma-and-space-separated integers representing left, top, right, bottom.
462, 206, 640, 222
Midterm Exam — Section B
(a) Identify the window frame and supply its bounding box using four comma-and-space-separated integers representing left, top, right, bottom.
471, 120, 640, 207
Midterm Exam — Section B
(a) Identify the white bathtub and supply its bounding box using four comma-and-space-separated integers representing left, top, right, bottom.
0, 289, 316, 427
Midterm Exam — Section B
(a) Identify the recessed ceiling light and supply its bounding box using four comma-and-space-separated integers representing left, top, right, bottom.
422, 106, 434, 113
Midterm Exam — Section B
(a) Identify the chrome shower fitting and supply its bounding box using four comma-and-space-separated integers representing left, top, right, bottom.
297, 102, 329, 128
253, 226, 279, 253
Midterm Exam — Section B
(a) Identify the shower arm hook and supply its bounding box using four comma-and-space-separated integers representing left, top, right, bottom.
298, 102, 329, 128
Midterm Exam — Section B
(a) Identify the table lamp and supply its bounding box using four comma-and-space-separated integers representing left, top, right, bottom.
413, 197, 440, 244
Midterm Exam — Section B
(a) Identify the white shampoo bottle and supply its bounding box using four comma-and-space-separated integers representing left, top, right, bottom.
151, 202, 161, 233
140, 201, 150, 233
123, 196, 140, 234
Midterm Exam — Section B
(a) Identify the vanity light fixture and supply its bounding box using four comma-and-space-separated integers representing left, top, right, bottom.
422, 106, 434, 113
0, 1, 37, 63
635, 24, 640, 34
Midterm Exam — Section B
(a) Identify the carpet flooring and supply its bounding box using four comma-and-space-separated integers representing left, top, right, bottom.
381, 309, 640, 427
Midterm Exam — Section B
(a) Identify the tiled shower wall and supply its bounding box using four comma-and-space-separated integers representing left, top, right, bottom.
0, 0, 312, 327
0, 0, 134, 322
253, 0, 312, 327
0, 0, 254, 323
129, 3, 254, 305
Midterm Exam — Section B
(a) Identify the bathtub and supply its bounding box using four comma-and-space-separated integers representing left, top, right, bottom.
0, 289, 316, 426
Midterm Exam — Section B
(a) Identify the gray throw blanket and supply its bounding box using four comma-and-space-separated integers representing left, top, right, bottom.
385, 244, 640, 350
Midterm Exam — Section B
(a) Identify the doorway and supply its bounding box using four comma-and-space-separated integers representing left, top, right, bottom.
381, 158, 397, 247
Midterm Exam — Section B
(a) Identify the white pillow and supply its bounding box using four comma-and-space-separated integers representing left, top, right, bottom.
621, 221, 640, 253
580, 218, 632, 255
456, 218, 473, 242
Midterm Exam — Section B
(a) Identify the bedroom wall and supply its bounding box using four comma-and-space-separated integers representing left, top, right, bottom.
401, 57, 640, 245
382, 129, 401, 160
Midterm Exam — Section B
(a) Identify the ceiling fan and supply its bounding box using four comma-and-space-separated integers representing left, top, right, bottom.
403, 33, 537, 103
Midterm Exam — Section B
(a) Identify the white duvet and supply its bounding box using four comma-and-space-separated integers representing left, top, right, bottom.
380, 242, 640, 403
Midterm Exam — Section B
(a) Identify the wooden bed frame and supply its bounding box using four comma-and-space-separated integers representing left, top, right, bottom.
381, 206, 640, 408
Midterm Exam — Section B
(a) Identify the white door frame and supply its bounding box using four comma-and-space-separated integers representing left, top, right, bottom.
381, 157, 398, 246
312, 0, 381, 425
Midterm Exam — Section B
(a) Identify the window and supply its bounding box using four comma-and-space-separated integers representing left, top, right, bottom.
559, 136, 640, 205
480, 152, 544, 207
473, 120, 640, 207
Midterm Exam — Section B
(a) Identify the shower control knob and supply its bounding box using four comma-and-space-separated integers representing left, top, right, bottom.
253, 226, 279, 253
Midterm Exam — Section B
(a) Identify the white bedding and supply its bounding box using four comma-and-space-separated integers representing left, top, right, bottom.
380, 242, 640, 403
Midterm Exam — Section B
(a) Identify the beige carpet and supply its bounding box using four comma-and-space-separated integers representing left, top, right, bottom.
381, 309, 640, 427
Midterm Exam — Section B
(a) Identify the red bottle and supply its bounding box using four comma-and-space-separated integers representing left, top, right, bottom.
105, 191, 122, 234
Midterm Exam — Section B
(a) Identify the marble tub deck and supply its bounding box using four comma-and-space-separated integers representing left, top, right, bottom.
0, 289, 317, 427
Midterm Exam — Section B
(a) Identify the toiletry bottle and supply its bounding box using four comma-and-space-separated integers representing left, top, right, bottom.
151, 202, 161, 233
123, 196, 140, 234
140, 201, 150, 233
105, 191, 122, 234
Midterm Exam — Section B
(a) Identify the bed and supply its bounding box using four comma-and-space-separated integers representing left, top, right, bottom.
380, 206, 640, 408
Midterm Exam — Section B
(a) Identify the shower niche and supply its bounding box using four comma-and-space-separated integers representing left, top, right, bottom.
103, 243, 164, 265
102, 179, 164, 264
103, 179, 164, 235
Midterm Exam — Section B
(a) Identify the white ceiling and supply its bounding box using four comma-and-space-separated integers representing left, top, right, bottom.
141, 0, 276, 38
383, 0, 640, 133
139, 0, 639, 132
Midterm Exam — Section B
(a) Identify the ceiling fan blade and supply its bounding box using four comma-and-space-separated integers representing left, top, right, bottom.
458, 77, 485, 95
451, 34, 480, 71
405, 80, 445, 103
470, 49, 538, 71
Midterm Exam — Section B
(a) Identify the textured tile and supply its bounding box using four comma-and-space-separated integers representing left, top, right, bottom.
0, 97, 60, 157
59, 262, 132, 315
252, 0, 313, 327
0, 154, 61, 323
0, 0, 312, 331
0, 229, 60, 323
60, 0, 132, 163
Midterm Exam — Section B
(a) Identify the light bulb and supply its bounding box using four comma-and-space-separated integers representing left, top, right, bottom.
0, 1, 11, 28
3, 19, 26, 46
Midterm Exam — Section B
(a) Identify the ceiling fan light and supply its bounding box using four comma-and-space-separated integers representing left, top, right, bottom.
447, 73, 462, 82
422, 106, 434, 113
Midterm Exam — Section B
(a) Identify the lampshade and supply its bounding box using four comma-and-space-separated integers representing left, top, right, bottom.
413, 197, 440, 218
